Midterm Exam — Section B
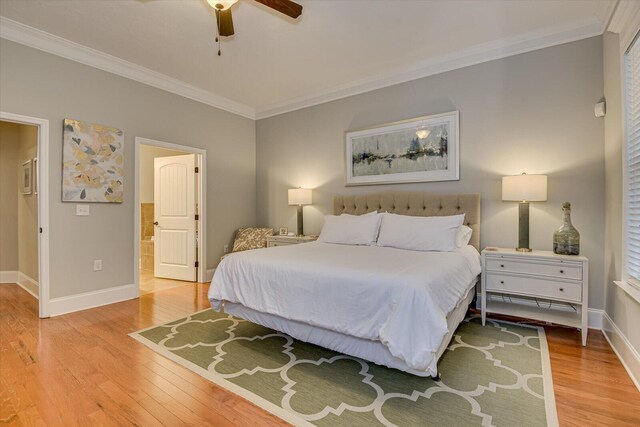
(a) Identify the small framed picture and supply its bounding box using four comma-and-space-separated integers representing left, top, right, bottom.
279, 227, 288, 236
21, 160, 32, 195
33, 157, 38, 195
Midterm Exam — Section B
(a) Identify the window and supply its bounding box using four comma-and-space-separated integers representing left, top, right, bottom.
625, 35, 640, 287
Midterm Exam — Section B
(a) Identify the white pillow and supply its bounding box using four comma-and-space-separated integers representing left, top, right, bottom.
456, 225, 473, 248
377, 213, 465, 252
317, 213, 382, 245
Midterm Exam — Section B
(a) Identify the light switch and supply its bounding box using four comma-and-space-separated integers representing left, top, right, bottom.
76, 204, 90, 216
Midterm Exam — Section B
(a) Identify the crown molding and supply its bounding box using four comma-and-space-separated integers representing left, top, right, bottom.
1, 14, 607, 122
254, 16, 605, 119
607, 0, 640, 50
0, 17, 256, 119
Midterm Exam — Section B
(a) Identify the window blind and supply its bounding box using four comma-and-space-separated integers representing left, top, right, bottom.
625, 36, 640, 286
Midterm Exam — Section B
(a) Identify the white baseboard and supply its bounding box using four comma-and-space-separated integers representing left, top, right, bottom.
49, 283, 137, 317
475, 293, 603, 329
0, 270, 39, 300
0, 270, 19, 283
602, 312, 640, 392
17, 271, 38, 299
587, 308, 603, 330
206, 268, 215, 282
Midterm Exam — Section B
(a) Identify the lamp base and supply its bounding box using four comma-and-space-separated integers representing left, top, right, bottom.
296, 205, 304, 237
515, 247, 532, 252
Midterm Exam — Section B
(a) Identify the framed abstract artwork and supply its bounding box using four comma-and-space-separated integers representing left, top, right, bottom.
62, 118, 124, 202
21, 160, 32, 195
33, 157, 38, 195
345, 111, 459, 186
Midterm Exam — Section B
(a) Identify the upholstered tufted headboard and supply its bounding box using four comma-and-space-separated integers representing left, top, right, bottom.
333, 192, 481, 250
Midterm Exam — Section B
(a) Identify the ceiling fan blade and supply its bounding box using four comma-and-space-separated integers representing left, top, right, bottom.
254, 0, 303, 19
215, 8, 235, 37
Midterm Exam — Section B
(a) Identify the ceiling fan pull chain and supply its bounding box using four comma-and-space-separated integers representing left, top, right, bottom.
216, 10, 222, 56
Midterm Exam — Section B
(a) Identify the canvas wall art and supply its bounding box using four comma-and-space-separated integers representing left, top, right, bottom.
345, 111, 459, 186
62, 118, 124, 202
21, 160, 32, 195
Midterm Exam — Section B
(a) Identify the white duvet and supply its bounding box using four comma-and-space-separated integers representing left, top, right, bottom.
209, 242, 481, 371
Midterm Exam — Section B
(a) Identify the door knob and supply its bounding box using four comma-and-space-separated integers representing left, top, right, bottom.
153, 221, 159, 226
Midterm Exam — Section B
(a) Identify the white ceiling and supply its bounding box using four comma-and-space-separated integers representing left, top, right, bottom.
0, 0, 616, 118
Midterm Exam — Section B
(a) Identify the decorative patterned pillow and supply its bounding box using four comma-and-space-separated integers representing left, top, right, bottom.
232, 227, 274, 253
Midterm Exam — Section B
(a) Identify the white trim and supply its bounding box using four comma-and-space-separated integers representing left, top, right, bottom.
607, 0, 640, 52
0, 273, 38, 300
602, 311, 640, 391
0, 271, 19, 283
254, 17, 605, 119
48, 283, 138, 317
0, 17, 254, 120
17, 271, 39, 300
0, 15, 608, 120
614, 280, 640, 303
475, 293, 604, 330
134, 137, 208, 294
587, 308, 604, 330
0, 111, 50, 318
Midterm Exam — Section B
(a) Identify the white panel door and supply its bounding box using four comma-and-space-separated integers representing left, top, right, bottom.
154, 154, 196, 281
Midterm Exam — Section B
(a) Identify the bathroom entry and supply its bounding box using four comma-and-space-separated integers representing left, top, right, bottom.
153, 154, 198, 281
137, 142, 204, 294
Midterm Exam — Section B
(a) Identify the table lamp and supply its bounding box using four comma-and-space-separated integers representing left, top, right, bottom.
502, 173, 547, 252
288, 188, 312, 236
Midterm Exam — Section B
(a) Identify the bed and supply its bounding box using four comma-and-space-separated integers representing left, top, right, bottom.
209, 192, 481, 378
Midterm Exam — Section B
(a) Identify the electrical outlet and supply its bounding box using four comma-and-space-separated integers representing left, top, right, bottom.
93, 259, 102, 271
223, 244, 229, 253
76, 204, 90, 216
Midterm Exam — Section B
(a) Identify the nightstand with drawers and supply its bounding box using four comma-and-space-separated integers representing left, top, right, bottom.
266, 235, 318, 248
481, 247, 589, 345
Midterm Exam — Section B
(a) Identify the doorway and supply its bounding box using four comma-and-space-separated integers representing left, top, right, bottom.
134, 137, 206, 295
0, 112, 50, 318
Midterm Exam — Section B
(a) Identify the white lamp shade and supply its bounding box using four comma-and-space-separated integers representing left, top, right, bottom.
502, 174, 547, 202
288, 188, 312, 205
207, 0, 238, 10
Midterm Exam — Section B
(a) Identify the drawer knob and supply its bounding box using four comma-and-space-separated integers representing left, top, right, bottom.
560, 270, 564, 274
500, 264, 504, 268
559, 288, 564, 292
500, 280, 504, 284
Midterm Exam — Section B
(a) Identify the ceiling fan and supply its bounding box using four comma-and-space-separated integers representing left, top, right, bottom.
207, 0, 303, 55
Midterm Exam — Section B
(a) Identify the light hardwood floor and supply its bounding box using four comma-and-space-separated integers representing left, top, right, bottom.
139, 269, 194, 295
1, 283, 639, 426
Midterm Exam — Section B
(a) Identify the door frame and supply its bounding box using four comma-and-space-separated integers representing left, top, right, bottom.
0, 111, 51, 318
134, 137, 207, 292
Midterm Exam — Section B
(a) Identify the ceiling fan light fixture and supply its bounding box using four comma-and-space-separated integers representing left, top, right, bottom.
207, 0, 238, 11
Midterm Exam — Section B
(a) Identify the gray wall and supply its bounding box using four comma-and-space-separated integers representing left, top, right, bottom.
17, 124, 38, 282
603, 32, 639, 353
256, 36, 606, 309
139, 145, 187, 204
0, 121, 20, 272
0, 39, 256, 298
0, 121, 38, 285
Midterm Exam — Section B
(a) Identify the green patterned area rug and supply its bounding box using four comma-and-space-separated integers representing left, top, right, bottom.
130, 310, 558, 426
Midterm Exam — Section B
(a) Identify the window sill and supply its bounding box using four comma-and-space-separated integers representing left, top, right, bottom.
614, 281, 640, 304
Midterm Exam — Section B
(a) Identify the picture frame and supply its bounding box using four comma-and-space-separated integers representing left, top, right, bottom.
345, 111, 459, 186
21, 160, 32, 195
33, 157, 38, 195
62, 118, 124, 203
279, 227, 288, 236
